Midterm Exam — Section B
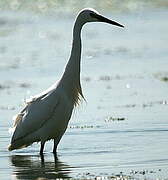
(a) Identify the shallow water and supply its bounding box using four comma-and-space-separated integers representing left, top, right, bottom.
0, 7, 168, 180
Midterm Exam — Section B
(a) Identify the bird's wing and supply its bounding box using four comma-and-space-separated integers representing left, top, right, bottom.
11, 88, 60, 142
13, 82, 59, 127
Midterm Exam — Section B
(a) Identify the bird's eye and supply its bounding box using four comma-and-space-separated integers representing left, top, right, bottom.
89, 12, 95, 18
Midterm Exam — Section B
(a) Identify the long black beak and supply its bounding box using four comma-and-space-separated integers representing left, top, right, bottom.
91, 13, 124, 28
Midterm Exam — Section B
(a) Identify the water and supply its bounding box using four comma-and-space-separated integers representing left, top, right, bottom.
0, 3, 168, 180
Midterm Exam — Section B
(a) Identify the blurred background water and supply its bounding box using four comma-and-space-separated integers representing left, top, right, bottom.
0, 0, 168, 179
0, 0, 168, 14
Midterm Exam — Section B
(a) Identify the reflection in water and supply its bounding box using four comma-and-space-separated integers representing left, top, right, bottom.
10, 154, 72, 179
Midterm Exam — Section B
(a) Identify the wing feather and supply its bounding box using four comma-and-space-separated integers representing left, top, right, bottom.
11, 88, 60, 143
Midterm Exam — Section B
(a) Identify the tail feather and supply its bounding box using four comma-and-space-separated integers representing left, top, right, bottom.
8, 141, 32, 151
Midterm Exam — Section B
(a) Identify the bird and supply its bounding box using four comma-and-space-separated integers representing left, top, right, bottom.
8, 8, 124, 155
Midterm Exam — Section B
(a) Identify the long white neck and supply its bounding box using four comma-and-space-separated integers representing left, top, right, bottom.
63, 19, 82, 81
60, 17, 84, 104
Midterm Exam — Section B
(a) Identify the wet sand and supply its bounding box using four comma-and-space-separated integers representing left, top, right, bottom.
0, 7, 168, 180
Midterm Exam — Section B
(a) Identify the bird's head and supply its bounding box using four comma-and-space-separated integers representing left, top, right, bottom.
77, 8, 124, 28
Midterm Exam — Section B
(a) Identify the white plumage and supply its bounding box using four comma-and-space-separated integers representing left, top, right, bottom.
8, 8, 124, 155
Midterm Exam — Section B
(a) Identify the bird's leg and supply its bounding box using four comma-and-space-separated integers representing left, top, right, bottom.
53, 152, 58, 162
40, 153, 45, 164
53, 135, 63, 154
53, 139, 58, 155
40, 142, 45, 156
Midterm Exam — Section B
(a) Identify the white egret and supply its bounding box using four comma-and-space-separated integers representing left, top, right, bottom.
8, 8, 124, 155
